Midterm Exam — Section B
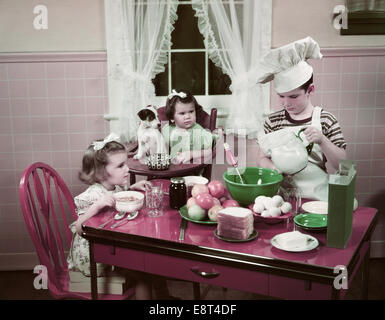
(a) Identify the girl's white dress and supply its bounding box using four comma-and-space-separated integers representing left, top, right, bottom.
67, 183, 122, 276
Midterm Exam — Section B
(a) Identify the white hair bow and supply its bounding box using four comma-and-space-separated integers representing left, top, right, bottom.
92, 133, 121, 151
167, 89, 186, 99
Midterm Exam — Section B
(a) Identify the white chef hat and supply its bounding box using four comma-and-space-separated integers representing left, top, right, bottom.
257, 36, 322, 93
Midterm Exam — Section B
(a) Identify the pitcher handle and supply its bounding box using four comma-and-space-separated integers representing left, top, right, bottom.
297, 128, 314, 155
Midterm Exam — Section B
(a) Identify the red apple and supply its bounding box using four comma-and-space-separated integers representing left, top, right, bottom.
207, 180, 225, 198
191, 184, 209, 197
195, 193, 214, 210
212, 197, 221, 207
222, 199, 240, 208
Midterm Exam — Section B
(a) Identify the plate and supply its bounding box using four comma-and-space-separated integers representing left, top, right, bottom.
179, 205, 217, 225
301, 201, 328, 215
248, 204, 293, 224
214, 229, 258, 243
271, 233, 319, 252
294, 213, 327, 229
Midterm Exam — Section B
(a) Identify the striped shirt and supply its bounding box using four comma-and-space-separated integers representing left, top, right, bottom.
264, 108, 347, 149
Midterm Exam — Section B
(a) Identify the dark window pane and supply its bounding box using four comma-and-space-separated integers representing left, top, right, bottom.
171, 5, 204, 49
152, 64, 168, 96
208, 59, 231, 95
171, 52, 204, 95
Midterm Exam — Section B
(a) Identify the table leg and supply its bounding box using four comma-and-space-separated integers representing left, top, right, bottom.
362, 248, 370, 300
89, 241, 98, 300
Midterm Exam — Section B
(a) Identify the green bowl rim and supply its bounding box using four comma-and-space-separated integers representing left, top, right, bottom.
222, 167, 283, 187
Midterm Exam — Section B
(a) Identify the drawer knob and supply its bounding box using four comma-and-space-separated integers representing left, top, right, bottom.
190, 267, 220, 279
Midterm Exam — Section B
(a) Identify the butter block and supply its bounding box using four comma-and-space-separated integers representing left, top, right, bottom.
276, 231, 307, 249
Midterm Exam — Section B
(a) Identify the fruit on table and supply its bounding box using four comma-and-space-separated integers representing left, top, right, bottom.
191, 184, 209, 197
222, 199, 240, 208
195, 193, 215, 210
186, 197, 197, 209
207, 180, 225, 198
188, 204, 207, 221
208, 205, 222, 222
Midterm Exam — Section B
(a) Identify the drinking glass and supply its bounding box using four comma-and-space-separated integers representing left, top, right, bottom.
282, 185, 302, 231
145, 185, 164, 217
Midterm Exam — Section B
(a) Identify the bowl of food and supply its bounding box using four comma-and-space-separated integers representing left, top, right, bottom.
113, 191, 144, 212
145, 153, 171, 170
222, 167, 283, 207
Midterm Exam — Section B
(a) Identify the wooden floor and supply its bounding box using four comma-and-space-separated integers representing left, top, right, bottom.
1, 258, 384, 300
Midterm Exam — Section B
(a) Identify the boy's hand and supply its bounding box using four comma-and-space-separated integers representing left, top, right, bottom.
304, 126, 325, 145
130, 180, 152, 191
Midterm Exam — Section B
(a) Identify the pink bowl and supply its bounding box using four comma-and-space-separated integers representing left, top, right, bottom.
248, 204, 293, 225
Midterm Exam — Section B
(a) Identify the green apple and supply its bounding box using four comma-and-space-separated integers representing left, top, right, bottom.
188, 204, 207, 221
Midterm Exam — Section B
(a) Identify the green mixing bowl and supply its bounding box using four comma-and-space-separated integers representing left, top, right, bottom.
222, 167, 283, 207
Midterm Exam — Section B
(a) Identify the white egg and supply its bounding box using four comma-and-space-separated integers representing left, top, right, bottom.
253, 202, 265, 213
271, 195, 284, 207
261, 210, 271, 217
267, 207, 281, 217
262, 197, 274, 209
280, 202, 292, 214
255, 195, 266, 203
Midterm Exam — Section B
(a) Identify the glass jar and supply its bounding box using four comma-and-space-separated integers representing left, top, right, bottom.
169, 177, 187, 209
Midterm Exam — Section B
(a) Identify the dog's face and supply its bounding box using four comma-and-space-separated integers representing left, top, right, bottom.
137, 106, 160, 129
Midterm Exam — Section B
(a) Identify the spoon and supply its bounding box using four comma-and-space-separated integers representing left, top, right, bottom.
110, 211, 139, 229
98, 211, 126, 229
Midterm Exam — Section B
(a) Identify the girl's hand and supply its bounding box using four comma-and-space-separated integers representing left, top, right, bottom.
130, 180, 152, 191
95, 194, 115, 210
173, 151, 191, 164
304, 126, 325, 145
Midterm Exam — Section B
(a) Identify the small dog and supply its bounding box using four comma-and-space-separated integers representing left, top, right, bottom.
134, 105, 167, 160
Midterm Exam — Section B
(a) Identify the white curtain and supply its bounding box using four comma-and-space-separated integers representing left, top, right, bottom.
104, 0, 178, 142
192, 0, 272, 138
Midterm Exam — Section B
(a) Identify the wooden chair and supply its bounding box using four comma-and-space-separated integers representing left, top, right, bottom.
128, 106, 217, 183
19, 162, 134, 300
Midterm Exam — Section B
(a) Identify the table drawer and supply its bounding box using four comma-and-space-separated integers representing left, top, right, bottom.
269, 275, 332, 299
94, 244, 145, 271
145, 252, 268, 296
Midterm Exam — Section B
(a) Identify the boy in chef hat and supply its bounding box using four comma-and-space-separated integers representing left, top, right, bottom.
256, 36, 347, 201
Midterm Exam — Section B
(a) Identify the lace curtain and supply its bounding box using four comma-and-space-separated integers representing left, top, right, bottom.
104, 0, 178, 142
192, 0, 272, 138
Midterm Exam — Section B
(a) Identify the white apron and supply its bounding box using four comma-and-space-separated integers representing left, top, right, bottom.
261, 107, 329, 201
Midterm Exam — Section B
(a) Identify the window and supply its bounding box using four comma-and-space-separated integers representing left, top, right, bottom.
152, 1, 231, 113
340, 0, 385, 35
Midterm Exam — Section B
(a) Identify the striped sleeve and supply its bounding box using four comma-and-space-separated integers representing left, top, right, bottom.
321, 111, 347, 149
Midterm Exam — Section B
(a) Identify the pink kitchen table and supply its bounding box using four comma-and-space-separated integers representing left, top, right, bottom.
82, 180, 378, 300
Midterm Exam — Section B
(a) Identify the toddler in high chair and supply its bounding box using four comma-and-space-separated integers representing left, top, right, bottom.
162, 90, 216, 165
67, 133, 152, 299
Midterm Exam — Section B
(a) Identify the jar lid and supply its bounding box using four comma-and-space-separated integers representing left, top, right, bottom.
170, 177, 185, 184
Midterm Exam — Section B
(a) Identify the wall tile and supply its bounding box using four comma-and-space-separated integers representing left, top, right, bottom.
29, 79, 47, 98
7, 63, 27, 80
67, 97, 86, 115
46, 62, 65, 79
374, 108, 385, 126
14, 152, 34, 170
0, 153, 15, 170
31, 134, 51, 151
10, 98, 29, 117
323, 57, 341, 74
65, 62, 84, 78
372, 160, 385, 176
9, 80, 28, 98
375, 91, 385, 107
359, 73, 377, 91
373, 126, 385, 143
358, 92, 376, 108
49, 116, 68, 134
341, 57, 359, 73
29, 98, 49, 115
66, 79, 84, 97
359, 56, 378, 73
322, 74, 340, 91
0, 99, 10, 116
377, 73, 385, 90
0, 64, 7, 80
12, 117, 31, 134
84, 79, 103, 97
84, 61, 104, 78
30, 117, 50, 134
354, 143, 373, 160
27, 63, 46, 79
47, 79, 66, 97
13, 135, 32, 152
355, 126, 374, 144
50, 133, 69, 151
356, 109, 374, 126
341, 74, 358, 91
0, 81, 9, 98
85, 97, 104, 114
49, 98, 67, 115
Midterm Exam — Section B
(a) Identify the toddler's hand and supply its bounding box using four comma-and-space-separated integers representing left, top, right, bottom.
304, 126, 324, 145
95, 194, 115, 210
173, 151, 191, 164
130, 180, 152, 191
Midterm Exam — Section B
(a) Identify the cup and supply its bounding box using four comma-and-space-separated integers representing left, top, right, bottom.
145, 185, 164, 217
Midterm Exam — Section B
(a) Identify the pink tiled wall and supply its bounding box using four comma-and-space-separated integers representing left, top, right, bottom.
0, 49, 384, 266
0, 54, 109, 258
